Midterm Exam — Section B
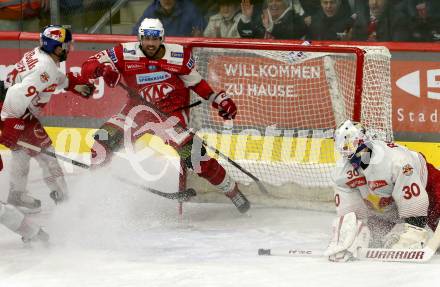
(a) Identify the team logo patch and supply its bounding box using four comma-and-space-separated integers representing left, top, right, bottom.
42, 83, 57, 92
40, 72, 50, 83
402, 164, 414, 176
125, 62, 144, 71
107, 48, 118, 63
123, 48, 136, 55
171, 51, 184, 58
136, 72, 171, 84
368, 180, 388, 191
44, 27, 66, 42
148, 65, 157, 71
346, 176, 367, 188
186, 55, 195, 69
34, 123, 48, 140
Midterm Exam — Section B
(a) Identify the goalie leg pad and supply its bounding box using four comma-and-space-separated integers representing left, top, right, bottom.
325, 212, 371, 262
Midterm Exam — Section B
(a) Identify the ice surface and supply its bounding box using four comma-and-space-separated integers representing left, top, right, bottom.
0, 151, 438, 287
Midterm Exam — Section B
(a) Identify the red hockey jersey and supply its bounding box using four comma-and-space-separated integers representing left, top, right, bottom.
82, 42, 214, 122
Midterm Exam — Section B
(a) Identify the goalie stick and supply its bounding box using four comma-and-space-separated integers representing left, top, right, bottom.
115, 176, 197, 201
258, 223, 440, 263
118, 82, 270, 196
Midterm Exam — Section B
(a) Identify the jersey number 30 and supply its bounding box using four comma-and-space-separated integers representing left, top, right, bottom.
402, 183, 420, 199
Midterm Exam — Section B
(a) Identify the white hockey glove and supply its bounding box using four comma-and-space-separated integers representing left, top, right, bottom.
383, 223, 429, 249
324, 212, 371, 262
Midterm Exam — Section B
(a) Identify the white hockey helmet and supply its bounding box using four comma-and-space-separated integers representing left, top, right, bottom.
334, 120, 368, 159
138, 18, 165, 42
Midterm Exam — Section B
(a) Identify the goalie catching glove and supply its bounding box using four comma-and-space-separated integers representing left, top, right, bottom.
66, 72, 95, 97
324, 212, 371, 262
211, 91, 237, 120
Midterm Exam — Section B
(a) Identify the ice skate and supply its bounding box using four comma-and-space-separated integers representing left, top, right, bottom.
7, 191, 41, 214
225, 184, 250, 214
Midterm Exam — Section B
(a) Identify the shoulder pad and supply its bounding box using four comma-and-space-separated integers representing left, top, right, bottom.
163, 43, 186, 65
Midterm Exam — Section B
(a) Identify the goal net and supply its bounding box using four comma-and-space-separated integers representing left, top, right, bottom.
185, 41, 392, 210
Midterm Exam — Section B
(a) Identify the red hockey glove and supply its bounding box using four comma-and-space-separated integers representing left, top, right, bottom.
0, 118, 25, 149
211, 91, 237, 120
66, 72, 95, 98
98, 64, 120, 88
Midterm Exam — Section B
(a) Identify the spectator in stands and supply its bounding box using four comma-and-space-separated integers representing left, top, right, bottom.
192, 0, 218, 20
306, 0, 354, 41
132, 0, 206, 37
204, 0, 241, 38
0, 0, 48, 32
350, 0, 413, 41
405, 0, 440, 42
237, 0, 307, 39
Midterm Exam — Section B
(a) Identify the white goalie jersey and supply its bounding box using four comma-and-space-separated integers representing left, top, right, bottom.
332, 140, 429, 223
1, 47, 68, 120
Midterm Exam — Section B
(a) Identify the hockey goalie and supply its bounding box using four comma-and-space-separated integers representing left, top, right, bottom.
325, 120, 440, 262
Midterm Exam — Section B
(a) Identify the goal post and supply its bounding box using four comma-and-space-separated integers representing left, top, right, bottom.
184, 40, 392, 210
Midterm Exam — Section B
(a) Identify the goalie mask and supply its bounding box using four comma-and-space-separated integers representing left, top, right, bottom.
334, 120, 368, 160
138, 18, 165, 42
40, 25, 73, 62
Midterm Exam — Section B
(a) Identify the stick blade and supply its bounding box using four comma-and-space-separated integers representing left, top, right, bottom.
258, 248, 271, 256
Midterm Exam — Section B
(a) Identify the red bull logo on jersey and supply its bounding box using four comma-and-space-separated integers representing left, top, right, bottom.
402, 164, 414, 176
346, 176, 366, 188
40, 72, 50, 83
368, 180, 388, 191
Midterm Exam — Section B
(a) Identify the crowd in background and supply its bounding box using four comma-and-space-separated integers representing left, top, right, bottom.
0, 0, 439, 42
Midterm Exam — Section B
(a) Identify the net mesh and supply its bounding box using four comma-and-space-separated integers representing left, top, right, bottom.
187, 44, 392, 207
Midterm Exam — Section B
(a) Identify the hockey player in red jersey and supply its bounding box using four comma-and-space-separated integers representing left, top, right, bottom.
0, 25, 95, 213
324, 120, 440, 262
81, 18, 250, 213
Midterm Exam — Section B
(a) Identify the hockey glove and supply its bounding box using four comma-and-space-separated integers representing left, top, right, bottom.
324, 212, 371, 262
211, 91, 237, 120
0, 118, 25, 149
98, 64, 121, 88
383, 223, 429, 249
66, 72, 95, 98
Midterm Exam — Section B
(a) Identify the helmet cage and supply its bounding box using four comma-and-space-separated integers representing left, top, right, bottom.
334, 120, 367, 159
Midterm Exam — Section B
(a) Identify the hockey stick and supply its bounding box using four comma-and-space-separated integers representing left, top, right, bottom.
17, 140, 90, 169
258, 225, 440, 263
16, 140, 196, 201
258, 247, 436, 263
118, 82, 270, 196
115, 175, 196, 201
171, 100, 202, 113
